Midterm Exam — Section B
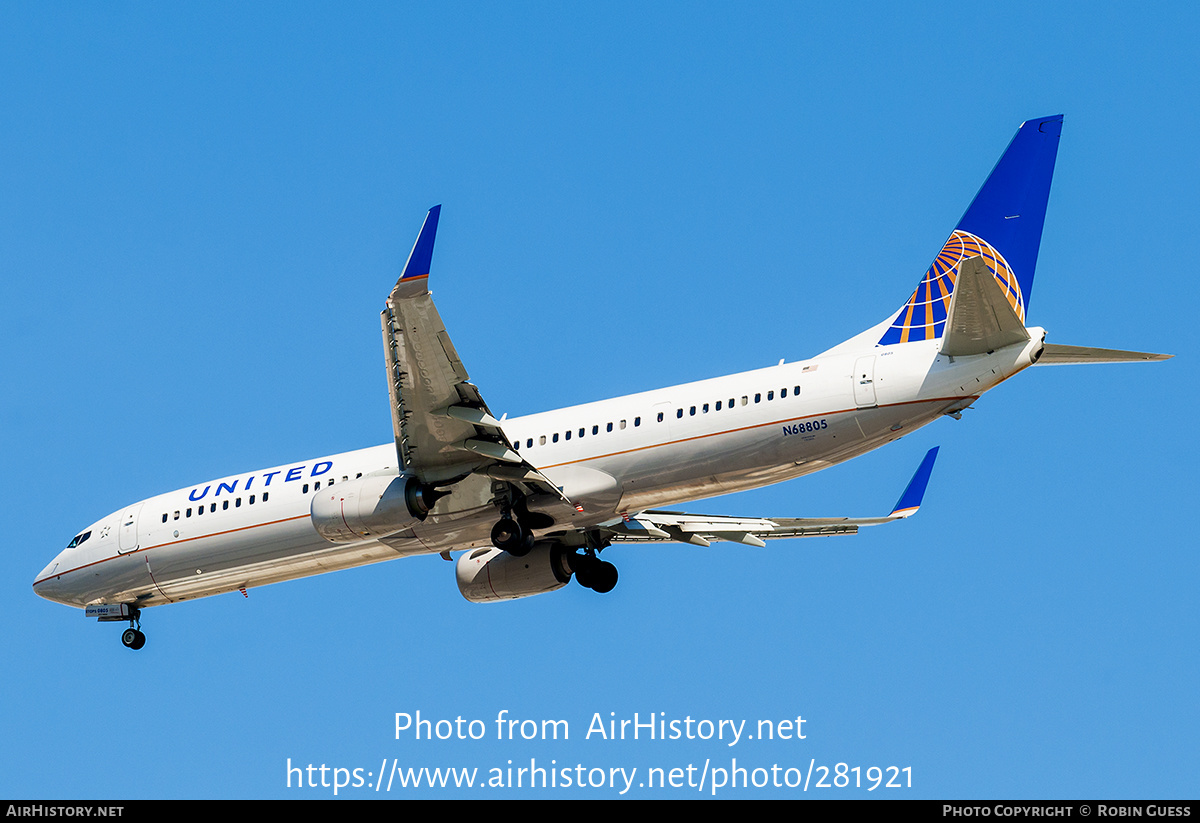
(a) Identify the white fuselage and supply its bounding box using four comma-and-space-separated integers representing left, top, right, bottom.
32, 332, 1044, 610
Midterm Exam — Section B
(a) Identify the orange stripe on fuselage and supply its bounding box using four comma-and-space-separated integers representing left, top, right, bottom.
533, 395, 976, 470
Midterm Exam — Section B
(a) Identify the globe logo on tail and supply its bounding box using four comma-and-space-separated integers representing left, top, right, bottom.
878, 230, 1025, 345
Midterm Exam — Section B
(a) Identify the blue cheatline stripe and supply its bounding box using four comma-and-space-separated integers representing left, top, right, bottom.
890, 446, 940, 516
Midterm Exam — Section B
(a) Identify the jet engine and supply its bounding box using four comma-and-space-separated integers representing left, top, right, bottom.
310, 474, 442, 543
455, 544, 574, 603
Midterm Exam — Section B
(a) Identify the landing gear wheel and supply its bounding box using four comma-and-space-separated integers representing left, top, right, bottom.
591, 561, 618, 594
491, 518, 532, 556
572, 554, 618, 593
121, 628, 146, 650
573, 554, 596, 589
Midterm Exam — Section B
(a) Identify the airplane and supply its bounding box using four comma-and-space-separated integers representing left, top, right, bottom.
33, 115, 1171, 650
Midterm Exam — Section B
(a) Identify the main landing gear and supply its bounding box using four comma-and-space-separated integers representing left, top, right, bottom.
490, 515, 535, 557
571, 551, 618, 594
489, 511, 619, 595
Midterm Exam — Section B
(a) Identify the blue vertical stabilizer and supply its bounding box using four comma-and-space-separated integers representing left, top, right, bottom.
879, 117, 1062, 346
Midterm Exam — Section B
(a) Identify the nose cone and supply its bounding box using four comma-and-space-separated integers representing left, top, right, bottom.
33, 551, 82, 607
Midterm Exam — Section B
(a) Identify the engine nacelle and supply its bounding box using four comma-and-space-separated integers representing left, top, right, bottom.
310, 474, 437, 544
456, 544, 573, 603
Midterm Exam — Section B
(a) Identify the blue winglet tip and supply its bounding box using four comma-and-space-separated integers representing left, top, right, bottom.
890, 446, 939, 517
400, 205, 442, 281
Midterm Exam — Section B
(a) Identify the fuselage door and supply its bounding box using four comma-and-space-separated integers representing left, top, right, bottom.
650, 400, 675, 444
117, 502, 143, 554
853, 355, 878, 408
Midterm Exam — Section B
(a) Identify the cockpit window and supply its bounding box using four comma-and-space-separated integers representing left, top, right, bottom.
66, 531, 92, 549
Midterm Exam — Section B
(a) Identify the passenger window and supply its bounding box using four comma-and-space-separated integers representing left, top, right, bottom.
795, 385, 801, 395
676, 409, 683, 419
689, 406, 696, 416
250, 495, 256, 504
606, 422, 613, 432
162, 514, 168, 523
768, 391, 774, 401
702, 404, 709, 413
593, 425, 599, 435
315, 481, 321, 490
754, 393, 761, 403
634, 417, 641, 427
729, 397, 735, 407
527, 438, 533, 448
197, 506, 204, 516
211, 503, 217, 513
186, 508, 192, 517
579, 427, 585, 437
565, 430, 571, 440
539, 435, 547, 445
657, 412, 664, 422
223, 501, 229, 511
716, 401, 722, 411
174, 511, 180, 520
619, 420, 626, 430
262, 493, 269, 502
781, 388, 787, 398
303, 484, 309, 493
236, 498, 242, 507
741, 396, 748, 406
552, 433, 559, 443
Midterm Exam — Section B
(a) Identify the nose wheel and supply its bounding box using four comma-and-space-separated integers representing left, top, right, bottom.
119, 607, 145, 650
121, 627, 146, 650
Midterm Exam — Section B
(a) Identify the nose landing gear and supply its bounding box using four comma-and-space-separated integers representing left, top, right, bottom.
119, 607, 145, 650
87, 603, 147, 650
121, 626, 146, 650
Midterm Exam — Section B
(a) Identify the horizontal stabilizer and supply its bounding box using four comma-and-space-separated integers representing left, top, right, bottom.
940, 256, 1030, 356
1035, 344, 1173, 365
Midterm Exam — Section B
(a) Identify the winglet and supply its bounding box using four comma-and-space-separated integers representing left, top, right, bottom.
400, 205, 442, 282
889, 447, 939, 518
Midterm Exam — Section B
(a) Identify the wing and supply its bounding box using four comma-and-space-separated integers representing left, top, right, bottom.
381, 206, 569, 503
601, 447, 939, 546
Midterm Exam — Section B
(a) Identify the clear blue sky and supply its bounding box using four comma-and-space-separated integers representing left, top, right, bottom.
3, 2, 1197, 799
